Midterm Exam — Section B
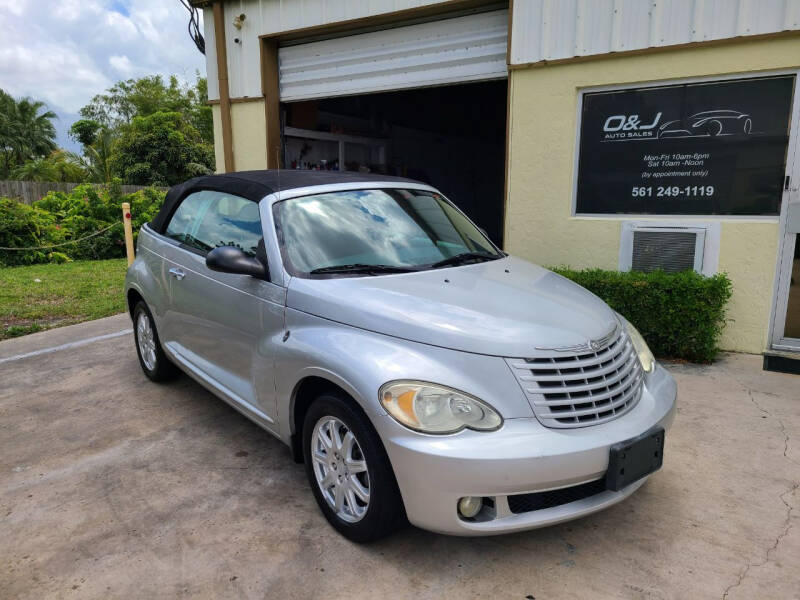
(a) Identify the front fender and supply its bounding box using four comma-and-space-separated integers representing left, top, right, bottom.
275, 307, 534, 441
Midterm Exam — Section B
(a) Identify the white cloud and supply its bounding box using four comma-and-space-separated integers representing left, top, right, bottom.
52, 0, 98, 22
0, 0, 206, 150
0, 44, 110, 114
109, 54, 135, 76
0, 0, 28, 17
103, 11, 139, 42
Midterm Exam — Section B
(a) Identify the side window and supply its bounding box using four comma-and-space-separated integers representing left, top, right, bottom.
164, 190, 262, 257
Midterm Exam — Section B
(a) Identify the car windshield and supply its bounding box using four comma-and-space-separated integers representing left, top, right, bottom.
273, 188, 502, 276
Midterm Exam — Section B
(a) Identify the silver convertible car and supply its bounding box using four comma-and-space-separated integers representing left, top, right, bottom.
125, 170, 676, 542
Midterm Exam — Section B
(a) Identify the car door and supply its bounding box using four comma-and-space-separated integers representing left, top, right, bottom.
158, 190, 285, 426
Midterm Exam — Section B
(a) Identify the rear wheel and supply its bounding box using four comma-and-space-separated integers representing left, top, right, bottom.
133, 301, 178, 382
302, 393, 405, 542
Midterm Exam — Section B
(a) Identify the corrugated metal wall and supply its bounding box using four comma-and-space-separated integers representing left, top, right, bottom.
205, 0, 453, 100
510, 0, 800, 65
204, 0, 800, 101
278, 10, 508, 101
204, 8, 220, 100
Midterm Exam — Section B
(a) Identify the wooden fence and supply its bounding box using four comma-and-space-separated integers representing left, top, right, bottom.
0, 180, 165, 204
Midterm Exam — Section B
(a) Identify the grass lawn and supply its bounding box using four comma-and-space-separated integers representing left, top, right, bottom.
0, 259, 128, 340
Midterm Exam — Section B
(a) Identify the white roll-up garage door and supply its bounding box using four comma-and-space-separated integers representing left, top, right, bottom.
278, 10, 508, 102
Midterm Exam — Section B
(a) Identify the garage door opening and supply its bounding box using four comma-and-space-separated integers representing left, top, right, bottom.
280, 80, 508, 247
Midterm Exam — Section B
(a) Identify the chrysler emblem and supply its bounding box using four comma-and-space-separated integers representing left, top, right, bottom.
534, 324, 619, 353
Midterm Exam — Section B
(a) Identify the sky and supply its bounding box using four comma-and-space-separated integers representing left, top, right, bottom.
0, 0, 207, 152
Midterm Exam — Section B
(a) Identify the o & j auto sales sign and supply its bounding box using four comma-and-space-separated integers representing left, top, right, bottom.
576, 76, 794, 215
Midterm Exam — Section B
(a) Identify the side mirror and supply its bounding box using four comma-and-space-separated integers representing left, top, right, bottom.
206, 246, 268, 279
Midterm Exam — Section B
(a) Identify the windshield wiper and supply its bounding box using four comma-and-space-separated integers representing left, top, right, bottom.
309, 263, 418, 275
429, 251, 501, 269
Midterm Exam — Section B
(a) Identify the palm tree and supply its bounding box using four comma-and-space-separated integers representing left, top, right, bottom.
0, 89, 58, 178
11, 156, 58, 181
51, 150, 88, 182
83, 127, 116, 183
14, 97, 57, 160
12, 150, 88, 182
0, 89, 19, 177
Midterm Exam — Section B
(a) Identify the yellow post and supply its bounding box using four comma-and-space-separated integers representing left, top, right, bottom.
121, 202, 135, 266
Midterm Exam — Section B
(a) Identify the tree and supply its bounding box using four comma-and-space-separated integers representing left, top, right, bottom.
83, 128, 116, 183
189, 77, 213, 144
72, 73, 214, 185
69, 119, 101, 147
0, 93, 17, 176
12, 150, 87, 182
80, 75, 186, 125
109, 111, 213, 186
79, 74, 212, 143
69, 118, 115, 183
0, 89, 58, 178
11, 157, 57, 182
48, 150, 88, 182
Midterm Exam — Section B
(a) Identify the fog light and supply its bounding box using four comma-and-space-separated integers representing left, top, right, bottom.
457, 496, 483, 518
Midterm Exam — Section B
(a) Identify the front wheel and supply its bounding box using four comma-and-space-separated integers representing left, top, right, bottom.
302, 393, 405, 542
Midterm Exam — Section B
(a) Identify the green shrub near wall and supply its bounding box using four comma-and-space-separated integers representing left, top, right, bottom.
0, 180, 165, 266
0, 199, 63, 266
552, 268, 733, 363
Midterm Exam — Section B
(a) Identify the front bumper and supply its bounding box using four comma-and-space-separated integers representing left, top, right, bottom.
373, 364, 677, 536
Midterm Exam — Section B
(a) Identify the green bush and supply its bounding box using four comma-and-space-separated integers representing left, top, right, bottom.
552, 267, 733, 363
0, 180, 165, 265
110, 111, 214, 186
34, 184, 120, 260
0, 198, 62, 266
47, 251, 71, 264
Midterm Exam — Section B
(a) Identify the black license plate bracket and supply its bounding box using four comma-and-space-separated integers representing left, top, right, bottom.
605, 427, 665, 491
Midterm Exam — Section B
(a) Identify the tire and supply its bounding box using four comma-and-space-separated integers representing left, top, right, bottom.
302, 393, 406, 542
132, 301, 179, 382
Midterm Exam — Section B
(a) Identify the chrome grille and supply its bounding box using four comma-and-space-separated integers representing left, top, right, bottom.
506, 328, 643, 428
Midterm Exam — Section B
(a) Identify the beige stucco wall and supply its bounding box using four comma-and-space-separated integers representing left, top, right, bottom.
506, 36, 800, 354
211, 104, 225, 174
718, 221, 781, 351
230, 100, 268, 171
211, 100, 268, 173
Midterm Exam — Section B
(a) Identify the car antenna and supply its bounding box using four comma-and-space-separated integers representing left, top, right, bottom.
276, 143, 281, 199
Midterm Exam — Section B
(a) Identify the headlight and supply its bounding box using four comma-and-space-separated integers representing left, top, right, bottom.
379, 381, 502, 434
618, 315, 655, 373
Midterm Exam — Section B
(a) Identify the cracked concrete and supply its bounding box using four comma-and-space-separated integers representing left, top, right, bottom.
722, 479, 798, 599
723, 385, 800, 600
1, 319, 799, 599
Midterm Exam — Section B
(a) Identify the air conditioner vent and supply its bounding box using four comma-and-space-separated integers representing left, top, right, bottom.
631, 231, 698, 273
619, 222, 719, 276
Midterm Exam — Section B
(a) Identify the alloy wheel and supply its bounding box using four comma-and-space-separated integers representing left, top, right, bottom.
136, 312, 157, 371
310, 416, 370, 523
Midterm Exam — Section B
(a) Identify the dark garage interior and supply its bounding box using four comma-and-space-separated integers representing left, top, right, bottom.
281, 79, 508, 246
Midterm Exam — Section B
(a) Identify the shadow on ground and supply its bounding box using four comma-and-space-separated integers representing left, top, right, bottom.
1, 324, 798, 599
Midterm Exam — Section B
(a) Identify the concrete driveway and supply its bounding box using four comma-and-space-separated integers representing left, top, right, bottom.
1, 315, 798, 599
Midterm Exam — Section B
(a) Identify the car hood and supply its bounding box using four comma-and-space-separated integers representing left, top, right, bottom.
286, 256, 618, 357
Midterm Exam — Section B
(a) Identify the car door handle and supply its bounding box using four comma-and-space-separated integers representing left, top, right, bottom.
168, 267, 186, 281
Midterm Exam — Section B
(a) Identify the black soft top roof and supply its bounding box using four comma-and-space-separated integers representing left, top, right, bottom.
150, 170, 422, 233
